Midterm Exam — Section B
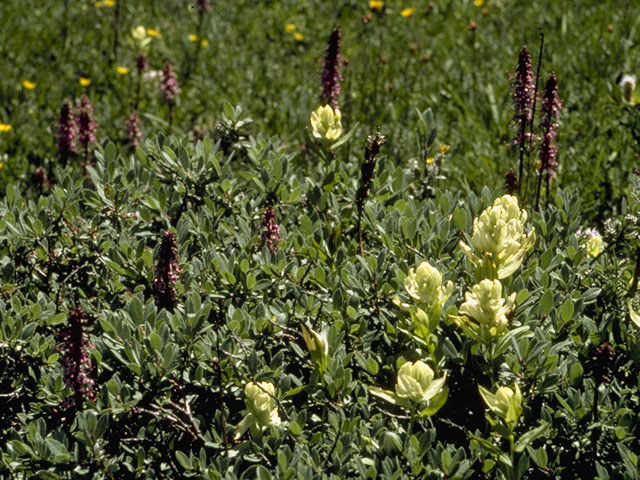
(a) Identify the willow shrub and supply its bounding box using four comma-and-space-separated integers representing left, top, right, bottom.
1, 122, 639, 479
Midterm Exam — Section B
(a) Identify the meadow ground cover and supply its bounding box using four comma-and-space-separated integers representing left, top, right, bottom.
1, 0, 640, 478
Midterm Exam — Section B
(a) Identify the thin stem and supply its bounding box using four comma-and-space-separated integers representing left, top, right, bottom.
112, 0, 123, 65
629, 248, 640, 297
523, 31, 544, 206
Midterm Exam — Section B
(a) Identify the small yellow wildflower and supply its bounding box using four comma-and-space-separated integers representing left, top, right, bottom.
426, 157, 435, 165
116, 66, 129, 75
79, 77, 91, 87
369, 0, 384, 11
94, 1, 103, 7
285, 24, 296, 33
146, 28, 160, 38
22, 80, 36, 90
0, 124, 12, 133
294, 32, 304, 42
188, 34, 199, 42
200, 39, 209, 47
474, 0, 484, 5
104, 0, 115, 5
439, 143, 450, 154
0, 161, 3, 170
400, 7, 415, 18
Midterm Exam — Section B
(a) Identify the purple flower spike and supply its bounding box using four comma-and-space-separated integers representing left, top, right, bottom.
154, 231, 181, 310
512, 46, 534, 146
321, 28, 343, 109
260, 206, 281, 252
58, 306, 95, 409
161, 62, 180, 104
539, 73, 561, 179
57, 101, 78, 165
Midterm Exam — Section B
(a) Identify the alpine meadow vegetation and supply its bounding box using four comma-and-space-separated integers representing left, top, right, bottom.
2, 1, 640, 479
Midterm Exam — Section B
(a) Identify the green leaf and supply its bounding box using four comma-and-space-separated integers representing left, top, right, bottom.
515, 422, 549, 452
419, 386, 449, 417
560, 299, 575, 323
330, 122, 359, 151
175, 450, 192, 470
540, 290, 554, 316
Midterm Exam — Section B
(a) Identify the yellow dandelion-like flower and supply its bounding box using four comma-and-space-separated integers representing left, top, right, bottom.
400, 7, 415, 18
369, 0, 384, 11
425, 157, 435, 165
116, 66, 129, 75
188, 34, 199, 42
294, 32, 304, 42
104, 0, 115, 5
22, 80, 36, 90
474, 0, 484, 5
439, 143, 450, 154
285, 24, 296, 33
79, 77, 91, 87
94, 1, 103, 7
146, 28, 160, 38
0, 124, 12, 133
0, 161, 4, 169
200, 39, 209, 47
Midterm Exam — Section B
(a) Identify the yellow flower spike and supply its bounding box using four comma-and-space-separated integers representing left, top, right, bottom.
459, 194, 535, 280
132, 25, 152, 49
188, 34, 199, 42
301, 324, 329, 372
146, 28, 160, 38
0, 124, 12, 133
116, 66, 129, 75
395, 360, 447, 404
310, 105, 343, 141
584, 230, 604, 258
451, 279, 516, 344
293, 32, 304, 42
478, 383, 522, 431
22, 80, 36, 90
369, 0, 384, 11
404, 261, 453, 317
200, 39, 209, 48
400, 7, 415, 18
244, 382, 281, 426
79, 77, 91, 87
285, 23, 296, 33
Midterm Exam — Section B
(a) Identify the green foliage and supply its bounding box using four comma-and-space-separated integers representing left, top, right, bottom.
1, 1, 640, 478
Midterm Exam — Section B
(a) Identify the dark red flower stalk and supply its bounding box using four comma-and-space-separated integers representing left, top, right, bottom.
125, 111, 142, 149
588, 343, 614, 385
535, 73, 561, 209
161, 62, 180, 104
260, 206, 281, 252
153, 231, 181, 310
512, 46, 534, 194
75, 96, 98, 162
357, 130, 386, 255
320, 28, 343, 109
197, 0, 211, 14
57, 101, 78, 165
513, 47, 535, 140
538, 73, 561, 179
58, 306, 95, 409
505, 170, 518, 194
136, 52, 149, 74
